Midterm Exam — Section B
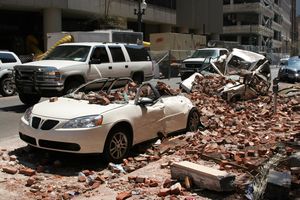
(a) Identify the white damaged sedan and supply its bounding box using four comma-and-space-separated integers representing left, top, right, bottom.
19, 78, 200, 162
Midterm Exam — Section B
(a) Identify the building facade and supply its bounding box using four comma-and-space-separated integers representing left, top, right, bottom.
221, 0, 293, 54
0, 0, 224, 55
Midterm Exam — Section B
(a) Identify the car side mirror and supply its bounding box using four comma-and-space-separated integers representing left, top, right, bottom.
138, 97, 153, 105
89, 59, 101, 64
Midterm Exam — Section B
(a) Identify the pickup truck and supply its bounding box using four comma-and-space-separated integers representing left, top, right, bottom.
179, 48, 229, 80
14, 42, 154, 105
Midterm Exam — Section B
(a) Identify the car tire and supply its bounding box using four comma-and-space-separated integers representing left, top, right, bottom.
186, 108, 200, 132
19, 92, 41, 105
103, 128, 132, 163
0, 77, 16, 97
64, 81, 82, 94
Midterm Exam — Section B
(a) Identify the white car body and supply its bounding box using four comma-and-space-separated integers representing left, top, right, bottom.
19, 78, 198, 161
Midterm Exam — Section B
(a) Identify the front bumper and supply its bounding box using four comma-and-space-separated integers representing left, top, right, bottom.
19, 117, 111, 154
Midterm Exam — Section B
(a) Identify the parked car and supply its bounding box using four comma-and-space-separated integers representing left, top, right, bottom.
19, 78, 200, 163
179, 48, 229, 80
14, 42, 154, 105
0, 51, 22, 96
278, 56, 300, 83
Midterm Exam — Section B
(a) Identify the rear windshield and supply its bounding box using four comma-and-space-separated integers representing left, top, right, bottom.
191, 49, 218, 58
43, 45, 91, 62
125, 45, 151, 61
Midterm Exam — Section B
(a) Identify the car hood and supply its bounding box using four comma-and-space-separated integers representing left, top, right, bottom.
20, 60, 84, 69
32, 98, 125, 120
183, 58, 206, 63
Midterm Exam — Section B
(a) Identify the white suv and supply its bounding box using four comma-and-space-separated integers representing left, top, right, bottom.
14, 43, 154, 105
0, 51, 22, 96
179, 48, 229, 80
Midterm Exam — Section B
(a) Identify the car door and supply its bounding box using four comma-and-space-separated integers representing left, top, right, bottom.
133, 84, 165, 143
107, 45, 130, 78
161, 95, 189, 133
87, 46, 112, 81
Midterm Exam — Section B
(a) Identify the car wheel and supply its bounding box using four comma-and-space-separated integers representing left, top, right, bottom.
19, 92, 41, 105
0, 77, 16, 97
64, 81, 82, 94
186, 109, 200, 132
104, 128, 131, 163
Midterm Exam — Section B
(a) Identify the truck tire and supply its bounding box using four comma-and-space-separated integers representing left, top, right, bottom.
132, 73, 144, 84
64, 81, 82, 94
19, 93, 41, 105
0, 77, 16, 97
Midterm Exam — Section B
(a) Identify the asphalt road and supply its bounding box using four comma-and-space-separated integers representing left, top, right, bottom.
0, 67, 280, 141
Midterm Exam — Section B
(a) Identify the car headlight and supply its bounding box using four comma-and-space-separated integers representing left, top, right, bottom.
24, 106, 33, 122
62, 115, 103, 129
37, 67, 61, 81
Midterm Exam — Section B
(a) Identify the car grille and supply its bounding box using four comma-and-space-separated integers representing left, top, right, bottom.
15, 69, 35, 82
32, 117, 41, 129
19, 132, 37, 145
38, 140, 81, 151
31, 116, 59, 130
185, 63, 203, 68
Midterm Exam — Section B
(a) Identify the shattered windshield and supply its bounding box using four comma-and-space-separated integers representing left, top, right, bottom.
43, 45, 90, 62
191, 49, 218, 58
66, 78, 137, 105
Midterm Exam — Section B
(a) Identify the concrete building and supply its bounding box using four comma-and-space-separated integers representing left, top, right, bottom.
221, 0, 293, 54
0, 0, 223, 55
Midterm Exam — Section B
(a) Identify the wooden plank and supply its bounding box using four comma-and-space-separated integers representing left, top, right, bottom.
170, 161, 235, 192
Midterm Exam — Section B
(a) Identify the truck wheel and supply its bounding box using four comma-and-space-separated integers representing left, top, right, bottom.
132, 73, 144, 84
0, 77, 16, 97
64, 81, 82, 94
19, 93, 41, 105
103, 128, 132, 163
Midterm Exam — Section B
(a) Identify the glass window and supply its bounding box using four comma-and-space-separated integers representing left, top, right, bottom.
43, 45, 90, 62
0, 53, 17, 63
108, 46, 125, 62
125, 45, 151, 61
91, 47, 109, 63
191, 49, 218, 58
220, 50, 228, 56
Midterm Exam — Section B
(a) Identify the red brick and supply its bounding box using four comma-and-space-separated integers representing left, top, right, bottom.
158, 188, 170, 197
91, 181, 101, 189
258, 148, 268, 156
26, 177, 35, 186
2, 166, 17, 174
82, 170, 91, 176
36, 165, 44, 173
78, 175, 86, 182
135, 176, 146, 183
9, 155, 17, 161
19, 168, 36, 176
247, 150, 256, 157
116, 191, 132, 200
170, 183, 182, 195
95, 175, 106, 183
